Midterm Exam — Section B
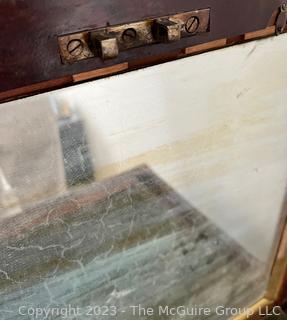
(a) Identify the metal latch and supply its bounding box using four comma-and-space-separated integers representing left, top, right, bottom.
58, 8, 210, 63
276, 3, 287, 35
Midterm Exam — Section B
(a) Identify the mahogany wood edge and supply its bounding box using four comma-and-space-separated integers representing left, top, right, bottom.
72, 62, 129, 82
244, 26, 276, 40
0, 76, 73, 104
0, 25, 280, 105
265, 192, 287, 305
232, 298, 274, 320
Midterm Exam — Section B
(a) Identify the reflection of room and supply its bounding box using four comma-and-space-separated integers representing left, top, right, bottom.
1, 35, 287, 266
52, 35, 287, 263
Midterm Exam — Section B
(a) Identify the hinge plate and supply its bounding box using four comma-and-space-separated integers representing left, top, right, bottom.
58, 8, 210, 63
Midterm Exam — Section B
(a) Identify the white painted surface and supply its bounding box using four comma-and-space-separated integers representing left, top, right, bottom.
3, 34, 287, 262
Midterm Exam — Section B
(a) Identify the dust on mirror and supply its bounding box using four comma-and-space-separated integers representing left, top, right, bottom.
1, 37, 287, 319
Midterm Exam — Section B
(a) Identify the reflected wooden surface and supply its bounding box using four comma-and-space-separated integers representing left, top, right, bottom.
0, 166, 265, 319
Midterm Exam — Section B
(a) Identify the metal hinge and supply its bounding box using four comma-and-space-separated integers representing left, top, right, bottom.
276, 3, 287, 35
58, 8, 210, 63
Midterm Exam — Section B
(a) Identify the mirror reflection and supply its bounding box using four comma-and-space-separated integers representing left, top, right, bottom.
1, 36, 287, 319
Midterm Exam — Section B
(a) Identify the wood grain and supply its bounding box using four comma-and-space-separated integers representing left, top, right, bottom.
72, 63, 129, 83
244, 26, 276, 41
184, 39, 227, 55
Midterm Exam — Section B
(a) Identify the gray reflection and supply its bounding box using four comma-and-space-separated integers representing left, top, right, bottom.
0, 166, 266, 319
0, 97, 95, 221
52, 99, 94, 186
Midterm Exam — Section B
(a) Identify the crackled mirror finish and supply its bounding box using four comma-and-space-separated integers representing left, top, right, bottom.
1, 35, 287, 319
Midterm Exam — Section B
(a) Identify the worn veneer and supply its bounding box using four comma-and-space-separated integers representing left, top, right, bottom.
0, 166, 266, 319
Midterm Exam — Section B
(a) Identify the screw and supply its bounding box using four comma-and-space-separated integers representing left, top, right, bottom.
122, 28, 137, 43
185, 16, 200, 34
282, 3, 287, 11
67, 39, 84, 57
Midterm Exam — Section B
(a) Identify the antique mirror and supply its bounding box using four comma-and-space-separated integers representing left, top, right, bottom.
1, 1, 287, 319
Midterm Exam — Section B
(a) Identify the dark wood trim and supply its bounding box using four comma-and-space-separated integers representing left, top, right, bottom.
0, 25, 283, 104
72, 62, 129, 82
0, 0, 284, 103
0, 76, 73, 103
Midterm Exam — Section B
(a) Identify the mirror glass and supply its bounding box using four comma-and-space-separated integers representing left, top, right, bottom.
1, 35, 287, 319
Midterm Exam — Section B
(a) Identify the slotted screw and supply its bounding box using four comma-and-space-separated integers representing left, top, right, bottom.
185, 16, 200, 34
67, 39, 84, 57
122, 28, 137, 43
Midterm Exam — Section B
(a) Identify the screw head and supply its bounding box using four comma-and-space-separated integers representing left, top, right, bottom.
185, 16, 200, 34
282, 3, 287, 11
67, 39, 84, 57
122, 28, 137, 43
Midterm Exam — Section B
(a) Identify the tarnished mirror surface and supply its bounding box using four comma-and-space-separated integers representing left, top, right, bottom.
1, 35, 287, 319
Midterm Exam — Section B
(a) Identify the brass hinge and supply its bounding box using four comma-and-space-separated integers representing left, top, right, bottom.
58, 8, 210, 63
